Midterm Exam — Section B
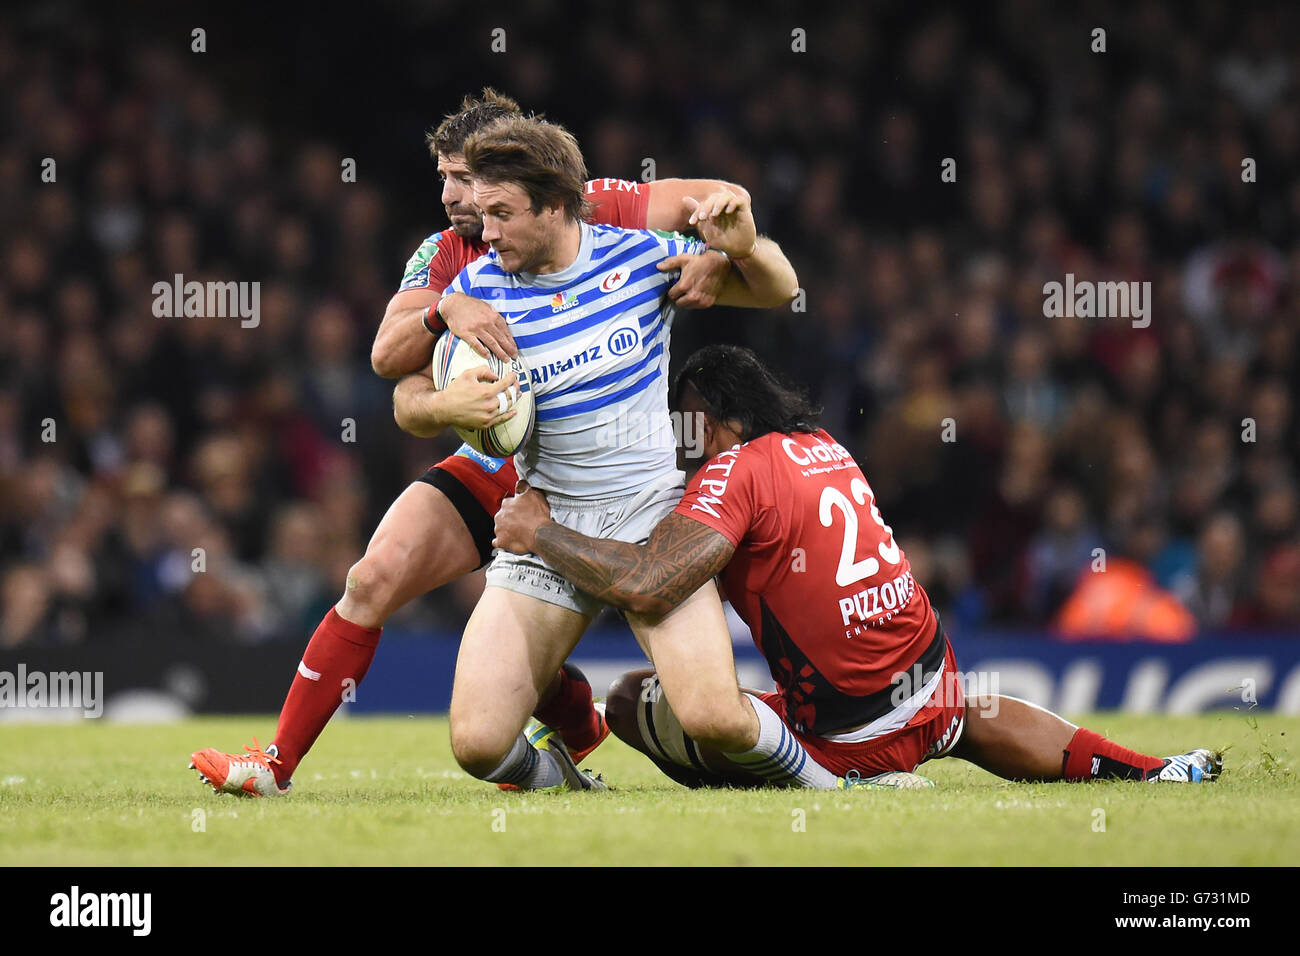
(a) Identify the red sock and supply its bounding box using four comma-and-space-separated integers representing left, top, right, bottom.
535, 663, 602, 755
271, 608, 382, 784
1062, 728, 1165, 781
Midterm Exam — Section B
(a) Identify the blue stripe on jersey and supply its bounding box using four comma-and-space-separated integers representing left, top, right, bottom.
447, 229, 688, 302
465, 234, 659, 291
641, 319, 667, 351
595, 233, 660, 265
502, 261, 667, 326
534, 367, 662, 422
452, 243, 662, 304
536, 342, 665, 403
662, 234, 697, 257
513, 284, 663, 350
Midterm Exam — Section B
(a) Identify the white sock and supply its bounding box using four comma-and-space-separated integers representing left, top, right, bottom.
723, 694, 839, 789
482, 733, 566, 789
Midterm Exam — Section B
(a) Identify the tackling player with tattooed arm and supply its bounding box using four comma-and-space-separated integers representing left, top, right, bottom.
493, 345, 1223, 788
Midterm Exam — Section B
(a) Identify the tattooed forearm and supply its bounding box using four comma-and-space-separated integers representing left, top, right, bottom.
533, 514, 735, 617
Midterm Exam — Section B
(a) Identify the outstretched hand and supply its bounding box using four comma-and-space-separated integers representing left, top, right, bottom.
683, 191, 757, 259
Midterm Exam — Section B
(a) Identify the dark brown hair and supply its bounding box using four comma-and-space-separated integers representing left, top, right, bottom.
463, 116, 593, 221
673, 345, 822, 441
426, 88, 522, 159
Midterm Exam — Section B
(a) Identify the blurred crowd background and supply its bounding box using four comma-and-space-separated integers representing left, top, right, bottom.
2, 0, 1298, 648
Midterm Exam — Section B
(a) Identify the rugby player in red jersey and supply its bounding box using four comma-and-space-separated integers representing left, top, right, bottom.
188, 89, 748, 796
493, 345, 1222, 787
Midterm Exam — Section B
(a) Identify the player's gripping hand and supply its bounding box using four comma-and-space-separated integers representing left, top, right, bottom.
684, 191, 757, 259
441, 366, 519, 430
660, 249, 730, 308
493, 481, 553, 554
440, 292, 518, 361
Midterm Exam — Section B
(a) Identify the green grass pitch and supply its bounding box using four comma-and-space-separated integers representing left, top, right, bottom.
1, 713, 1296, 866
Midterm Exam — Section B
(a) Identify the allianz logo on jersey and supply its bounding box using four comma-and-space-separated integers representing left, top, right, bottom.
528, 325, 640, 387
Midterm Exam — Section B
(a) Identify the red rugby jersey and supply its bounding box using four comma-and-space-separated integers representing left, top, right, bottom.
674, 429, 938, 734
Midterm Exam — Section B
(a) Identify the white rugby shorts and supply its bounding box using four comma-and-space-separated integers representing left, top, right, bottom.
484, 472, 685, 617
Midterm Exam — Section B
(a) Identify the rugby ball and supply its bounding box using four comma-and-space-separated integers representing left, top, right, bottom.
430, 332, 535, 458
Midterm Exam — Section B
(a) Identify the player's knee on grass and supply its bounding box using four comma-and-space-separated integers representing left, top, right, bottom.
663, 685, 756, 754
625, 673, 762, 788
605, 669, 656, 755
449, 720, 516, 779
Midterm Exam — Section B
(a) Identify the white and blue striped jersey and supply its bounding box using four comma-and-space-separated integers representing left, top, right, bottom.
443, 221, 706, 497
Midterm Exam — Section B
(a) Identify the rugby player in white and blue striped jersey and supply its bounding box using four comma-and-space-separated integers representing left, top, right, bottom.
442, 220, 702, 499
396, 115, 850, 791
